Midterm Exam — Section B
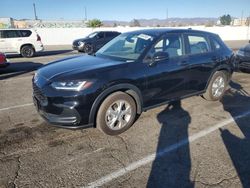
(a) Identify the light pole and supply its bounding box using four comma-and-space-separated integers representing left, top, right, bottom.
84, 7, 87, 21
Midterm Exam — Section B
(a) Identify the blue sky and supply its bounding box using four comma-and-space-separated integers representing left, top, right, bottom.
1, 0, 249, 21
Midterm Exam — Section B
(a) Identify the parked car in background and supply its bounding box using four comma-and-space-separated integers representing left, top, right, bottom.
72, 31, 121, 54
0, 53, 9, 68
0, 29, 44, 57
235, 43, 250, 71
33, 29, 234, 135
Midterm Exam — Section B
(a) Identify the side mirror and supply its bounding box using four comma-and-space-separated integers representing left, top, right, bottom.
153, 51, 169, 62
149, 51, 169, 66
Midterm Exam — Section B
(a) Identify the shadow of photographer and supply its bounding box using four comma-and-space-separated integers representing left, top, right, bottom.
147, 101, 194, 188
220, 81, 250, 187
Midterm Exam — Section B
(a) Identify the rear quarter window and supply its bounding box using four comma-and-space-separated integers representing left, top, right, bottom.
20, 30, 32, 37
210, 36, 225, 51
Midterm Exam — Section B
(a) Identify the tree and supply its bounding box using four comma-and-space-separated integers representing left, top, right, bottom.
220, 14, 232, 25
87, 19, 102, 28
130, 19, 141, 27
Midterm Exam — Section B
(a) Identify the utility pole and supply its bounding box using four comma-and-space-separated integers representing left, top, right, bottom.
247, 12, 250, 42
166, 8, 168, 26
166, 8, 168, 20
33, 3, 38, 20
241, 10, 244, 25
84, 7, 87, 21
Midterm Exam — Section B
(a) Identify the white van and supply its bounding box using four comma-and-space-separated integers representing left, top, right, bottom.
0, 29, 44, 57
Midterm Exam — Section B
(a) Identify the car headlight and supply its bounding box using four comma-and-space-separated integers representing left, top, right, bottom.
78, 41, 85, 47
51, 81, 90, 91
33, 72, 38, 83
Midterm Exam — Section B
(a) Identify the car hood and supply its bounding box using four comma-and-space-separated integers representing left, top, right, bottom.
38, 55, 124, 80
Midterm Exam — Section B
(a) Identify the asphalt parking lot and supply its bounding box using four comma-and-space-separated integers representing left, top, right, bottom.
1, 43, 250, 188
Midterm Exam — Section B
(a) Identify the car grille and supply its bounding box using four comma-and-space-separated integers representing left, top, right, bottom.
33, 83, 47, 105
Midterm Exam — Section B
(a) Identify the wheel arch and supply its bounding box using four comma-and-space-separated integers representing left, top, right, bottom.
19, 43, 35, 53
205, 65, 233, 90
88, 83, 143, 126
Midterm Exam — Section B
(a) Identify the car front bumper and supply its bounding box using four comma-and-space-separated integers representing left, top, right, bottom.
235, 55, 250, 70
32, 82, 94, 129
72, 43, 84, 51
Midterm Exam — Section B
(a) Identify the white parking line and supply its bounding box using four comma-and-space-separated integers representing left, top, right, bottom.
85, 110, 250, 188
0, 103, 33, 112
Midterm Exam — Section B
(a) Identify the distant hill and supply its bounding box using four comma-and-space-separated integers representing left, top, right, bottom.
102, 17, 218, 27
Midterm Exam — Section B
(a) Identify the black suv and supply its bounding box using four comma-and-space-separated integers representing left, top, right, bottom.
72, 31, 121, 54
235, 43, 250, 71
33, 29, 234, 135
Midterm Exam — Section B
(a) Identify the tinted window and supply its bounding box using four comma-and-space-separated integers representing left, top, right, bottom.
212, 39, 221, 50
2, 30, 22, 38
106, 32, 119, 37
97, 32, 104, 39
149, 34, 183, 58
20, 30, 32, 37
0, 31, 3, 38
210, 36, 223, 51
187, 35, 210, 54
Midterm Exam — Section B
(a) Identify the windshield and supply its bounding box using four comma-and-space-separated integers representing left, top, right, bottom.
87, 32, 98, 38
96, 32, 155, 62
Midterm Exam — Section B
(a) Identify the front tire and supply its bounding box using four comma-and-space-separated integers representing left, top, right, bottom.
96, 92, 137, 135
203, 71, 228, 101
84, 43, 94, 55
21, 45, 35, 57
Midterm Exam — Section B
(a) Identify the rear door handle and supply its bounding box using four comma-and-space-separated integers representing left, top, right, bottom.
0, 40, 5, 42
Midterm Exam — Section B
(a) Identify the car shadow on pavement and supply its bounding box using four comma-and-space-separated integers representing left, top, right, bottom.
6, 49, 74, 59
147, 101, 194, 188
220, 81, 250, 187
35, 49, 74, 57
0, 61, 43, 80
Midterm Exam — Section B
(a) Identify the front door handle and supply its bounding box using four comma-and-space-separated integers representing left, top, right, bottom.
0, 40, 4, 42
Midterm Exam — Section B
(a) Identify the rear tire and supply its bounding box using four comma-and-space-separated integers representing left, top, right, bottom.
21, 45, 35, 57
203, 71, 228, 101
96, 92, 136, 135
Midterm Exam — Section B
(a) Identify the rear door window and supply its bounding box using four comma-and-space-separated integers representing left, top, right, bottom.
0, 31, 3, 38
187, 34, 210, 54
2, 30, 22, 38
